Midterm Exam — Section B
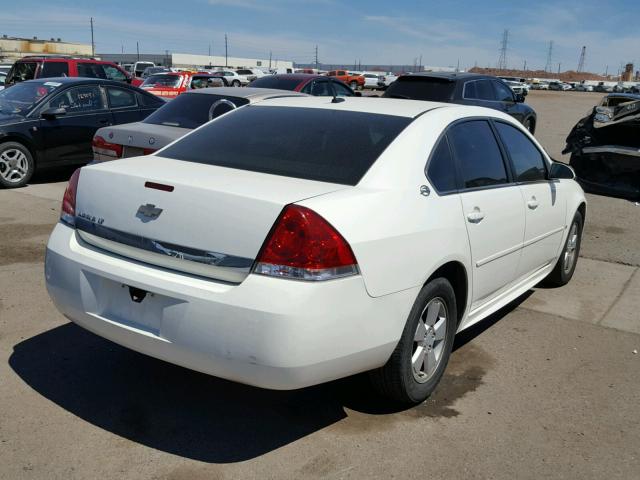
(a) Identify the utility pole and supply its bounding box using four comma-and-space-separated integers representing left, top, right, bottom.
136, 41, 140, 61
121, 45, 124, 54
497, 29, 509, 70
208, 43, 211, 57
225, 34, 228, 67
456, 58, 460, 72
545, 41, 553, 72
557, 62, 561, 75
419, 54, 422, 71
90, 17, 95, 57
577, 46, 586, 73
269, 51, 272, 69
314, 45, 319, 71
523, 59, 527, 71
605, 65, 609, 77
165, 49, 169, 67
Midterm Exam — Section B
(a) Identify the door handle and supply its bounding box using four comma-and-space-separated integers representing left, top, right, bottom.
527, 196, 539, 210
467, 208, 485, 224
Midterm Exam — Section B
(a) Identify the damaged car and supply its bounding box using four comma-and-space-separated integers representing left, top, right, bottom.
563, 93, 640, 199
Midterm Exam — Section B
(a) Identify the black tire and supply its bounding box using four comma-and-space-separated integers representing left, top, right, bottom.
350, 81, 357, 90
232, 80, 240, 87
545, 210, 583, 287
0, 141, 35, 189
370, 278, 457, 405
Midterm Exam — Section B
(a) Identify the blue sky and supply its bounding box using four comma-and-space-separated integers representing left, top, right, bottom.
1, 0, 638, 73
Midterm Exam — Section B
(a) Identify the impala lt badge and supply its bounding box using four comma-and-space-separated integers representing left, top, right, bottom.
136, 204, 163, 222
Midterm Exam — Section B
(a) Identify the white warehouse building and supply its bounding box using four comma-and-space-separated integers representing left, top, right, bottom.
171, 53, 292, 70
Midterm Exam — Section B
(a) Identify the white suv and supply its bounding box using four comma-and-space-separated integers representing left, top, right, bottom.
45, 97, 585, 404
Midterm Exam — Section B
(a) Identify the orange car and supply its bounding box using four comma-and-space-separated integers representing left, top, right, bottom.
326, 70, 365, 90
140, 72, 226, 99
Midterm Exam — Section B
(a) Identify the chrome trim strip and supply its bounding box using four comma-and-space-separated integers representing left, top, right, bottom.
75, 219, 252, 283
582, 145, 640, 157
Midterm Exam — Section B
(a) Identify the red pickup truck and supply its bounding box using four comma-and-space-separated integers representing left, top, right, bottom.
326, 70, 365, 90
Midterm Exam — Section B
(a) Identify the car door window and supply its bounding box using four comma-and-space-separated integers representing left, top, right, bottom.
332, 82, 354, 97
448, 120, 508, 189
426, 136, 457, 193
103, 65, 127, 82
495, 122, 547, 182
475, 80, 495, 100
107, 87, 137, 108
48, 85, 106, 114
77, 63, 107, 79
311, 80, 332, 96
493, 81, 514, 102
463, 80, 478, 99
40, 62, 69, 78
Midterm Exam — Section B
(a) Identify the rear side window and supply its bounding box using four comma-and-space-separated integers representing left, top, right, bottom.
249, 76, 302, 90
144, 93, 249, 129
161, 106, 412, 185
384, 77, 455, 102
40, 62, 69, 78
48, 85, 106, 114
6, 62, 38, 83
427, 137, 457, 192
495, 122, 547, 182
107, 87, 137, 108
464, 80, 495, 100
448, 120, 508, 189
77, 63, 107, 79
493, 81, 514, 102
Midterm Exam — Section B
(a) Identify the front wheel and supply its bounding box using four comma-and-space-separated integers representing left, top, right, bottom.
370, 278, 457, 404
524, 117, 535, 134
232, 80, 241, 87
0, 141, 35, 189
350, 81, 357, 90
544, 210, 583, 286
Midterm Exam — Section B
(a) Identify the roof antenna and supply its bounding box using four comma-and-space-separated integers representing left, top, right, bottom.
329, 77, 345, 103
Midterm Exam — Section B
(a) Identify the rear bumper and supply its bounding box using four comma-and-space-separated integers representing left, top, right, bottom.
45, 223, 415, 390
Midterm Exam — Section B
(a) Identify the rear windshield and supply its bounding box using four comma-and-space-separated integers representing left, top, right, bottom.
249, 76, 302, 91
384, 76, 456, 102
161, 106, 412, 185
144, 93, 249, 129
142, 74, 182, 88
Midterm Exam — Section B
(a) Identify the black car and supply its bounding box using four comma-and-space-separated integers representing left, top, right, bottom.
0, 77, 165, 188
383, 73, 537, 133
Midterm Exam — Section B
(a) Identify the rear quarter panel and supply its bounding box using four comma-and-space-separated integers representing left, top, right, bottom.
299, 110, 472, 300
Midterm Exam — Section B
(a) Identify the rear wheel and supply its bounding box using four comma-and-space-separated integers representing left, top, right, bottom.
350, 81, 357, 90
0, 141, 35, 189
232, 80, 241, 87
370, 278, 457, 404
545, 210, 583, 286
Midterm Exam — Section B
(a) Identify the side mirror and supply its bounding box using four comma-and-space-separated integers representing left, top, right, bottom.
515, 93, 525, 103
41, 107, 67, 119
549, 162, 575, 180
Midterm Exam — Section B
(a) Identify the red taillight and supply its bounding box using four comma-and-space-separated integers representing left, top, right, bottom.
92, 135, 123, 160
253, 205, 358, 281
60, 168, 81, 226
143, 148, 157, 155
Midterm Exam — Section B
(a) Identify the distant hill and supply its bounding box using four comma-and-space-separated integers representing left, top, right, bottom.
469, 67, 608, 82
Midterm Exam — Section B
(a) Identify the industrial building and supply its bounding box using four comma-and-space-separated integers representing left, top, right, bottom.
0, 35, 92, 63
98, 52, 292, 70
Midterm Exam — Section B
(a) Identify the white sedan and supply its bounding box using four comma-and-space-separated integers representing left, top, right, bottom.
212, 69, 249, 87
45, 97, 585, 404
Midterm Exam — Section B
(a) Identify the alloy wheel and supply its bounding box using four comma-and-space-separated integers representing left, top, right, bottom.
563, 222, 579, 274
411, 297, 448, 383
0, 148, 29, 184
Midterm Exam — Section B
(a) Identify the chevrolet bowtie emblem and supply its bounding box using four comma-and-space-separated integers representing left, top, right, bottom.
136, 204, 163, 221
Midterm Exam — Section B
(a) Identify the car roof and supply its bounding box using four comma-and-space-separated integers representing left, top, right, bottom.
403, 72, 495, 82
19, 77, 136, 87
251, 95, 452, 117
270, 74, 326, 81
605, 93, 640, 100
186, 86, 308, 99
16, 56, 112, 64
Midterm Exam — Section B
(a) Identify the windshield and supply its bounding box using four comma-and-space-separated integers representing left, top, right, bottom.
161, 106, 412, 185
383, 76, 456, 102
0, 80, 61, 115
249, 76, 303, 90
142, 74, 182, 88
144, 93, 249, 129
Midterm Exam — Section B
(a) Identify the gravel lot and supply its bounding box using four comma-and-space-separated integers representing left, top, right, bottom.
1, 90, 639, 480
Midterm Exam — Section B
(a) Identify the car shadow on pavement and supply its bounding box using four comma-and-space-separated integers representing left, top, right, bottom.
9, 292, 532, 463
29, 165, 79, 185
